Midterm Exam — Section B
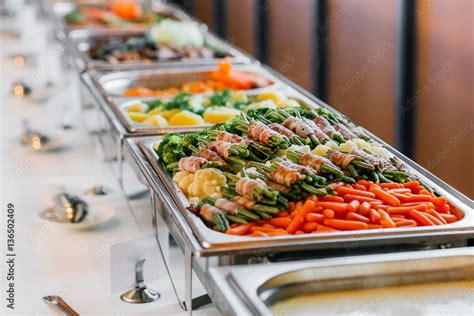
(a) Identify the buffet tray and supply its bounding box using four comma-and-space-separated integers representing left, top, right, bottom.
123, 135, 473, 259
80, 63, 299, 135
208, 247, 474, 315
67, 27, 252, 71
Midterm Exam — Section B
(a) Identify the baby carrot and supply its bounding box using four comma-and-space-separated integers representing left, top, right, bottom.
379, 183, 404, 189
316, 224, 340, 233
358, 201, 371, 216
370, 187, 401, 206
395, 219, 417, 227
377, 209, 396, 228
370, 208, 381, 224
440, 213, 458, 223
277, 211, 289, 217
393, 193, 432, 203
423, 212, 444, 225
295, 230, 305, 235
403, 181, 420, 189
432, 196, 448, 206
323, 219, 368, 230
344, 194, 379, 203
269, 217, 292, 229
347, 212, 370, 223
300, 199, 316, 217
251, 230, 268, 237
294, 201, 304, 213
314, 201, 348, 213
251, 226, 276, 233
435, 203, 450, 213
367, 224, 384, 229
348, 200, 360, 212
353, 184, 367, 191
409, 210, 435, 226
337, 187, 376, 198
319, 195, 345, 203
302, 222, 318, 233
286, 215, 304, 234
323, 209, 335, 219
226, 223, 254, 235
386, 204, 428, 215
388, 188, 412, 194
306, 213, 325, 223
426, 209, 447, 224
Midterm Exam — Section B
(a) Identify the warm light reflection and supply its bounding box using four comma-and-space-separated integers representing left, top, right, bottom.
32, 136, 42, 149
13, 56, 25, 67
13, 85, 25, 97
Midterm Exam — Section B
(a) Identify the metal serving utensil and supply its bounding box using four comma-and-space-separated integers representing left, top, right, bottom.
52, 192, 89, 223
43, 295, 79, 316
84, 185, 110, 196
19, 120, 53, 151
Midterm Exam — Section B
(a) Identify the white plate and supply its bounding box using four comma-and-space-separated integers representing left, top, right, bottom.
39, 198, 116, 231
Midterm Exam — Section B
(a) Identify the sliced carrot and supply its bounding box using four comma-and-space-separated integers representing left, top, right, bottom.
286, 215, 304, 234
440, 213, 458, 223
316, 224, 340, 233
348, 200, 360, 212
226, 223, 254, 235
343, 194, 379, 203
370, 208, 381, 224
306, 213, 325, 223
347, 212, 370, 223
370, 186, 401, 206
395, 219, 417, 227
302, 222, 318, 233
426, 209, 447, 224
314, 201, 348, 213
377, 209, 396, 228
319, 195, 345, 203
423, 212, 444, 225
337, 187, 376, 198
358, 201, 371, 216
268, 217, 292, 229
409, 210, 435, 226
323, 219, 368, 230
322, 209, 335, 219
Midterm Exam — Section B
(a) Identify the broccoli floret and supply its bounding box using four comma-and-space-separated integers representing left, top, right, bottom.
156, 133, 187, 169
182, 133, 200, 154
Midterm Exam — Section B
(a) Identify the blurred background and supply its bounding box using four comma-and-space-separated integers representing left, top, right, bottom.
170, 0, 473, 198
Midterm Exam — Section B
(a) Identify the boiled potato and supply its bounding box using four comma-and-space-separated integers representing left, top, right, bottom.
231, 91, 248, 103
127, 102, 148, 113
160, 108, 181, 120
203, 106, 241, 123
276, 98, 300, 108
128, 112, 149, 123
169, 110, 205, 126
147, 108, 162, 116
257, 91, 286, 103
143, 114, 168, 126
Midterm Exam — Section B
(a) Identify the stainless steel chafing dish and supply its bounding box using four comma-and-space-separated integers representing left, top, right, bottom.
67, 27, 252, 72
208, 247, 474, 315
79, 64, 304, 178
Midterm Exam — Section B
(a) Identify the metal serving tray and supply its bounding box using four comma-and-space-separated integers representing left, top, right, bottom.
67, 27, 252, 71
129, 136, 473, 258
81, 64, 305, 135
208, 247, 474, 315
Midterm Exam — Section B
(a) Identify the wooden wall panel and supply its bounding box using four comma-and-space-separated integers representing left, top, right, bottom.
267, 0, 314, 90
226, 0, 256, 55
193, 0, 214, 30
415, 0, 474, 198
327, 0, 397, 145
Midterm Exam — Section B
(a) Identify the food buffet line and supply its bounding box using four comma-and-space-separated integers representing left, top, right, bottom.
4, 0, 473, 315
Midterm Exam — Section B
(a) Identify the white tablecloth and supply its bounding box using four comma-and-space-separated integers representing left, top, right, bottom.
0, 4, 219, 315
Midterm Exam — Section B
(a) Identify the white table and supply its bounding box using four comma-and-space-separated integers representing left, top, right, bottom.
0, 4, 219, 315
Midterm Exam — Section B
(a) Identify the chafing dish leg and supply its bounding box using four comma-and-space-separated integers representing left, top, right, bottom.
185, 245, 193, 315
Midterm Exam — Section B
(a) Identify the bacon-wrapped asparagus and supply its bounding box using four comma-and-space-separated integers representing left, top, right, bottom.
329, 150, 375, 178
194, 204, 230, 232
313, 115, 345, 143
201, 196, 259, 222
286, 150, 344, 177
166, 156, 223, 173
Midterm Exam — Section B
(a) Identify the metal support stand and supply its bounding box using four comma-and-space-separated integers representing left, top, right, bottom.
150, 192, 211, 314
120, 259, 160, 304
